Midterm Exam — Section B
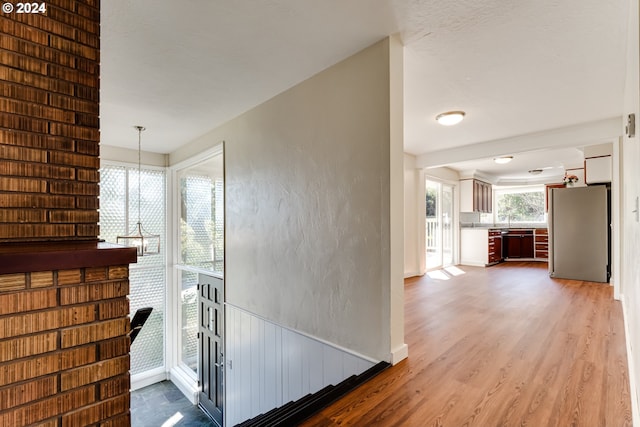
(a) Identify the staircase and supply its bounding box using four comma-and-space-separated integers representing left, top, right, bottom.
237, 361, 390, 427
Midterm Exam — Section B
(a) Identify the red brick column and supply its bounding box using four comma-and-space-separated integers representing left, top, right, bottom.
0, 0, 101, 242
0, 2, 138, 425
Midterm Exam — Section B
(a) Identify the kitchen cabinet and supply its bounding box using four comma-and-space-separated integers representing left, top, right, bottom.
504, 229, 534, 259
534, 228, 548, 260
488, 229, 503, 264
585, 156, 612, 184
460, 179, 492, 213
460, 228, 502, 266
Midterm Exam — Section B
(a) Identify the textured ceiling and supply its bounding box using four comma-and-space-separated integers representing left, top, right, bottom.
402, 0, 629, 155
100, 0, 630, 160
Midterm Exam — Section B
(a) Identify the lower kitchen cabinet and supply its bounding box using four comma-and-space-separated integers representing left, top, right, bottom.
504, 229, 534, 259
534, 228, 549, 260
463, 228, 547, 265
488, 230, 502, 264
461, 228, 503, 267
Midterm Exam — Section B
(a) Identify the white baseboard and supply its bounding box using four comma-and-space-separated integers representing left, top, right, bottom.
390, 343, 408, 365
404, 271, 421, 278
459, 261, 485, 268
621, 294, 639, 427
169, 366, 199, 405
131, 367, 167, 391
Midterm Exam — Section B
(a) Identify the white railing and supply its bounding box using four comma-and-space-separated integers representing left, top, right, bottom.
426, 218, 438, 252
426, 217, 454, 268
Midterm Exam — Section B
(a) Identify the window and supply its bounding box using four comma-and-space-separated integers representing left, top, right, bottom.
495, 186, 546, 223
99, 164, 166, 375
180, 174, 224, 271
175, 152, 224, 376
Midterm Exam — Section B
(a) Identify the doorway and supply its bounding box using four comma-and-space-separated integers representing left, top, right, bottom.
199, 274, 224, 426
426, 180, 454, 270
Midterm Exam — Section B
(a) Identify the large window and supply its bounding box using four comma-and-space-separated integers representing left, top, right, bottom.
495, 186, 545, 224
99, 164, 166, 375
175, 152, 224, 376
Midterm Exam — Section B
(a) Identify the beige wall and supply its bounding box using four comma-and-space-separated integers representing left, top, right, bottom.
404, 153, 420, 277
621, 0, 640, 423
171, 38, 404, 362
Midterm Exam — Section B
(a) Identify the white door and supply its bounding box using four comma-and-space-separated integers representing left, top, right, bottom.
426, 180, 455, 269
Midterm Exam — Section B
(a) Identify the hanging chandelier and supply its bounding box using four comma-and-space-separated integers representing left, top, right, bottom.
117, 125, 160, 256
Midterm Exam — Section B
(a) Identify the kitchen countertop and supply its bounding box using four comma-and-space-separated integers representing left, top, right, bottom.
460, 224, 548, 229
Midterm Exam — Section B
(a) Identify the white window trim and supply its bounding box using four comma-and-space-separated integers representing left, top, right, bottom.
168, 143, 225, 403
493, 184, 547, 224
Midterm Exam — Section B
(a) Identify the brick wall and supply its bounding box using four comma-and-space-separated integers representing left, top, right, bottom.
0, 0, 100, 242
0, 264, 131, 426
0, 1, 138, 425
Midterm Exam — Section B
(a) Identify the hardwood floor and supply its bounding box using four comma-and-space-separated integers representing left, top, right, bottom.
300, 262, 632, 426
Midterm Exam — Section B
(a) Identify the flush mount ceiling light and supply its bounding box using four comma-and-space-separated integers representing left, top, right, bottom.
117, 126, 161, 257
493, 156, 513, 164
435, 111, 465, 126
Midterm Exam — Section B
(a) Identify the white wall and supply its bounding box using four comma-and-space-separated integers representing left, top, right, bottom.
404, 153, 420, 277
621, 0, 640, 424
388, 35, 407, 363
225, 304, 375, 426
424, 166, 460, 183
171, 38, 404, 363
100, 144, 168, 167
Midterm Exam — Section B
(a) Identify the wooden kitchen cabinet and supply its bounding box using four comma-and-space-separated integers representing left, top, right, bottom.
534, 228, 548, 260
460, 179, 492, 213
504, 229, 534, 259
488, 229, 503, 264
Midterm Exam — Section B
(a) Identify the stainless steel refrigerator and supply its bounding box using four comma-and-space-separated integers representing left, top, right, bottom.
548, 185, 610, 283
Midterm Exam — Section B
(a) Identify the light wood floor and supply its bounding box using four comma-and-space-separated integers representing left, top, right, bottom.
301, 262, 632, 426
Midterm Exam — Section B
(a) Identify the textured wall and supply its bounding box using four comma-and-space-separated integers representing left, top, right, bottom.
0, 0, 100, 242
225, 39, 391, 361
171, 39, 401, 362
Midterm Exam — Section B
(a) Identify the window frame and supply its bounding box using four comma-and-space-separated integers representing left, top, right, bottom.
493, 184, 547, 224
168, 144, 225, 397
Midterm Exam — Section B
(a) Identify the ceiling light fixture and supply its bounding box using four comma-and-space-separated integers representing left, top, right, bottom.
117, 126, 160, 256
493, 156, 513, 164
435, 111, 465, 126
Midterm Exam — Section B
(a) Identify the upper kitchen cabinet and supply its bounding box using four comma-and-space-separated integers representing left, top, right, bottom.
585, 155, 612, 184
584, 143, 612, 184
460, 178, 492, 213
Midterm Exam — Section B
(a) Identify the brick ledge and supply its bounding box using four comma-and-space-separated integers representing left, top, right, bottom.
0, 241, 138, 274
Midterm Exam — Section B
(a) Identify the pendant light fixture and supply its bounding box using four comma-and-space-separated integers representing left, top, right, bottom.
117, 126, 160, 256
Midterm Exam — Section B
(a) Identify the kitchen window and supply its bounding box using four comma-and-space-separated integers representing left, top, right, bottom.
494, 186, 546, 224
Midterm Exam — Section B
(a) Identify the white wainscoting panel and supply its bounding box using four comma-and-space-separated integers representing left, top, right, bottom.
225, 304, 376, 426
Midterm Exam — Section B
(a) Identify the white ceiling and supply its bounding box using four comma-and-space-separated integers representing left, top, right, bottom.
101, 0, 630, 172
443, 146, 585, 185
